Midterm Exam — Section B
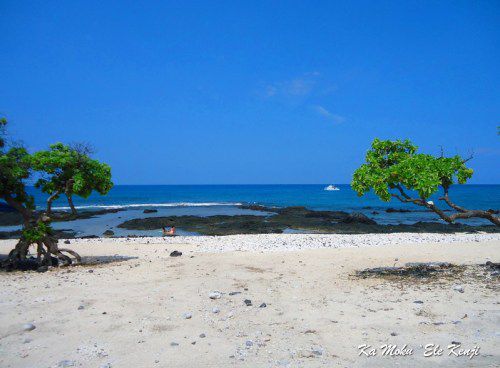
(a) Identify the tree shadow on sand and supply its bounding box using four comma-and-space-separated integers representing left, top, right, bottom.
0, 254, 138, 272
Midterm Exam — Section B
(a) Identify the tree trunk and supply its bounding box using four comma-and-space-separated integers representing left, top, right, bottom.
65, 179, 77, 215
46, 190, 61, 216
66, 193, 77, 215
1, 195, 81, 270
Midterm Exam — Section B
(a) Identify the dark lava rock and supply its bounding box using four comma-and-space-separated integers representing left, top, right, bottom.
0, 211, 23, 226
0, 228, 76, 240
143, 209, 158, 214
238, 204, 278, 213
229, 291, 242, 296
0, 207, 127, 227
115, 206, 500, 236
64, 240, 71, 244
259, 303, 267, 308
244, 299, 252, 306
341, 212, 377, 225
103, 230, 115, 237
485, 261, 500, 271
0, 202, 16, 212
49, 208, 125, 222
170, 250, 182, 257
386, 208, 412, 213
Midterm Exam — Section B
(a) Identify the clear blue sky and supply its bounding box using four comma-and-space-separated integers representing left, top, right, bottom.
1, 1, 499, 184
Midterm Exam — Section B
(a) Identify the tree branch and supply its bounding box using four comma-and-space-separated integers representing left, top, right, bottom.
391, 194, 425, 206
46, 189, 62, 215
391, 187, 500, 226
438, 187, 468, 213
449, 210, 500, 226
462, 151, 474, 164
391, 185, 427, 206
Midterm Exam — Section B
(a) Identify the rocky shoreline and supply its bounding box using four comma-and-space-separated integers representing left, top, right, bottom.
117, 205, 500, 236
1, 205, 499, 239
0, 208, 125, 227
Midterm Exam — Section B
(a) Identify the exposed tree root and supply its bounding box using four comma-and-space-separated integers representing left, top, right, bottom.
1, 236, 81, 271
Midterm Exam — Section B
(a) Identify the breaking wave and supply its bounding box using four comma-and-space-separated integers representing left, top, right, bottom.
52, 202, 243, 210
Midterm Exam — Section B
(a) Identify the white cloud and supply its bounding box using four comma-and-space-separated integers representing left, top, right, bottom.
312, 105, 345, 124
261, 72, 321, 98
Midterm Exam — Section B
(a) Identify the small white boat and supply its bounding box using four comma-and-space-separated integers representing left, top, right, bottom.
324, 185, 340, 191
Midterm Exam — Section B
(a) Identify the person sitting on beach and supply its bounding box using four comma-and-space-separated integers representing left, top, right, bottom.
162, 226, 176, 236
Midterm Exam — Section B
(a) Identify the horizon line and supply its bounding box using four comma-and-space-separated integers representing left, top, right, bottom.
33, 183, 500, 186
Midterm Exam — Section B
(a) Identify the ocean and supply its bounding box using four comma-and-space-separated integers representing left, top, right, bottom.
1, 184, 498, 237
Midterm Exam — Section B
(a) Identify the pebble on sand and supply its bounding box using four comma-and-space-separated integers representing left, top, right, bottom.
22, 323, 36, 332
244, 299, 252, 306
452, 284, 465, 293
182, 312, 192, 319
209, 291, 222, 299
57, 360, 76, 367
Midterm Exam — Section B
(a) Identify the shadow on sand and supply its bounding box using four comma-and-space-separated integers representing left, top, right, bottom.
0, 254, 138, 272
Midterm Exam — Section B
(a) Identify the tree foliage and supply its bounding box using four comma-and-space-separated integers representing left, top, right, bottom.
0, 118, 34, 215
31, 143, 113, 214
352, 139, 499, 226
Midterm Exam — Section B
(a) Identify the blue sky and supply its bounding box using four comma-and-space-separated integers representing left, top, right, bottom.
1, 1, 499, 184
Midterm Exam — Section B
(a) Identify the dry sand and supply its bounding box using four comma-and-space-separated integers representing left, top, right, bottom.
0, 236, 499, 367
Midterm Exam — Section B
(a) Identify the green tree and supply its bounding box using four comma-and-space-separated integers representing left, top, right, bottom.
1, 119, 112, 269
352, 138, 499, 226
32, 143, 113, 215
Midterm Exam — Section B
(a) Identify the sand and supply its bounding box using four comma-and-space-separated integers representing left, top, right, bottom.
0, 235, 499, 367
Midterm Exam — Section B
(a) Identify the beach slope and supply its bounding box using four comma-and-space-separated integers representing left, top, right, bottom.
0, 235, 499, 367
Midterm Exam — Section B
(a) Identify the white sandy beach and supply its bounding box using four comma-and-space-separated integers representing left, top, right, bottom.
1, 234, 499, 367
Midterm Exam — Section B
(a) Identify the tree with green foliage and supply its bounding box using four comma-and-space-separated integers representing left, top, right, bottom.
352, 138, 499, 226
0, 119, 113, 270
32, 143, 113, 215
